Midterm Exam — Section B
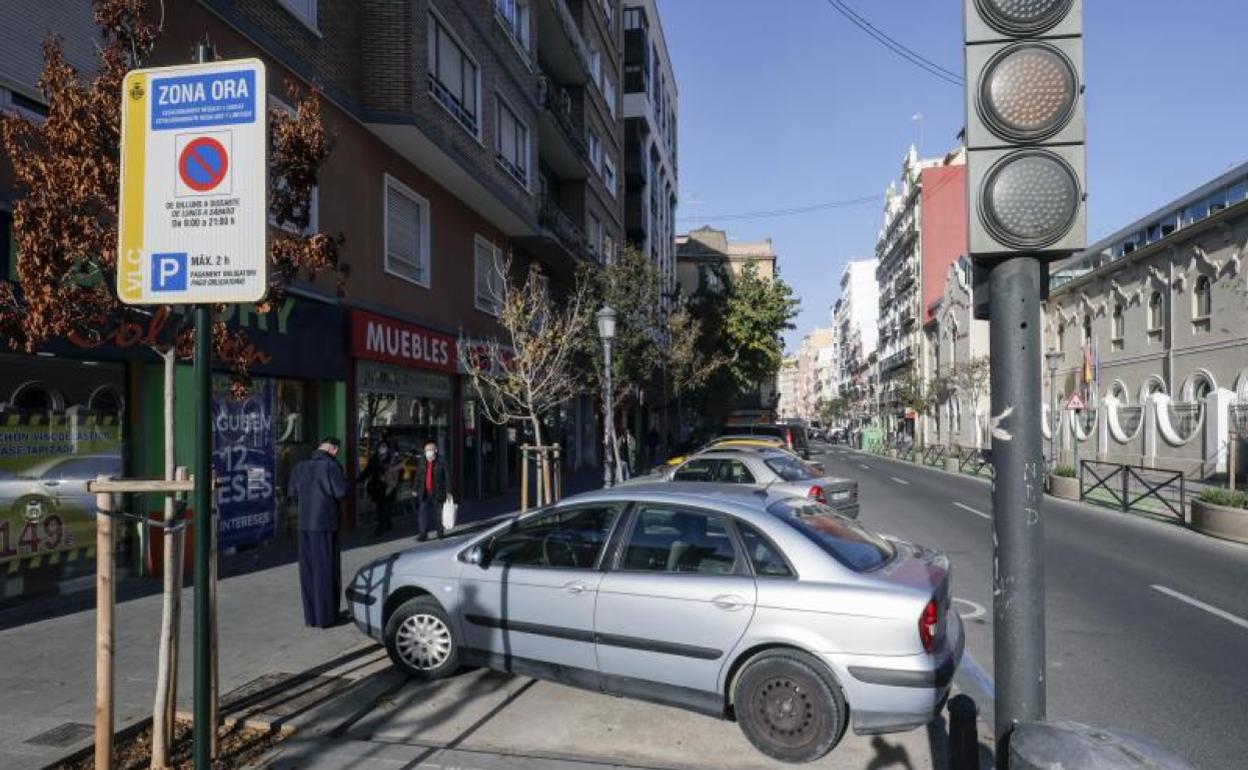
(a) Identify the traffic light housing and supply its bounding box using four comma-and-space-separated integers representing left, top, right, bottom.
965, 0, 1086, 263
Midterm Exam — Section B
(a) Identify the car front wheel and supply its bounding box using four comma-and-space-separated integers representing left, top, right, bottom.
383, 596, 460, 679
733, 650, 848, 764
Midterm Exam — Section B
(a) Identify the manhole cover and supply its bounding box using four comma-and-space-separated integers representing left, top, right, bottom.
25, 722, 94, 747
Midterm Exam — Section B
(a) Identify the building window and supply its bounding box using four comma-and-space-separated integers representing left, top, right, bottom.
276, 0, 317, 31
494, 0, 529, 50
1111, 302, 1124, 350
474, 235, 504, 315
1082, 314, 1092, 344
1193, 274, 1212, 332
587, 213, 602, 260
603, 72, 617, 118
384, 175, 431, 287
1148, 291, 1163, 341
588, 40, 601, 84
495, 95, 529, 187
603, 153, 617, 198
587, 128, 602, 171
268, 95, 319, 234
1056, 321, 1065, 352
624, 7, 647, 31
602, 231, 615, 263
428, 12, 480, 136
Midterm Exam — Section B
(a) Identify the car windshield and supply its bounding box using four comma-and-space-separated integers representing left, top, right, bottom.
764, 455, 817, 481
767, 499, 894, 572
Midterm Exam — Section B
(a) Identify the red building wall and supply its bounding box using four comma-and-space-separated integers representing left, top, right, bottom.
920, 164, 967, 322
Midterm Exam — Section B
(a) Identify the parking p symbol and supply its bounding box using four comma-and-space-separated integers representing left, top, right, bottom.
151, 252, 188, 292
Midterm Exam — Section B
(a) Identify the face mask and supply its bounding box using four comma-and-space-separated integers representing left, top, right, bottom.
378, 446, 389, 456
425, 450, 436, 461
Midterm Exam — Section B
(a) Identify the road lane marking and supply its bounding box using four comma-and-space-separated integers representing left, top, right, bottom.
1150, 585, 1248, 631
859, 464, 871, 470
890, 476, 910, 485
954, 502, 991, 520
953, 596, 986, 620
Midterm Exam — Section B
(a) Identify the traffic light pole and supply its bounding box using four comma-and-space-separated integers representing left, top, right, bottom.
988, 255, 1046, 760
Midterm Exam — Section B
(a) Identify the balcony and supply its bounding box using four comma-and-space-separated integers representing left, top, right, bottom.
881, 347, 914, 373
513, 195, 596, 278
895, 266, 915, 291
537, 72, 588, 180
626, 191, 648, 244
537, 0, 591, 86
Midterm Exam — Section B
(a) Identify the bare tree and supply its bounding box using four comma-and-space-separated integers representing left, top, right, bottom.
460, 257, 591, 502
950, 355, 992, 447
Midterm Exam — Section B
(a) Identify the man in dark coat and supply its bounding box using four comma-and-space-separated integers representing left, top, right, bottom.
414, 440, 449, 541
288, 438, 349, 628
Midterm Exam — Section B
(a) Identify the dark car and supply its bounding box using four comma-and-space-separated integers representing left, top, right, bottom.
714, 423, 811, 459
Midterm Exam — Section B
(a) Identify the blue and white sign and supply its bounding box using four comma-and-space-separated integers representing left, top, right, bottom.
118, 59, 267, 305
213, 376, 277, 549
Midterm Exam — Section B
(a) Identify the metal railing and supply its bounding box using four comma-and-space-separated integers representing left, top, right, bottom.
956, 445, 994, 478
538, 197, 588, 257
923, 444, 947, 467
537, 72, 587, 157
1079, 460, 1186, 520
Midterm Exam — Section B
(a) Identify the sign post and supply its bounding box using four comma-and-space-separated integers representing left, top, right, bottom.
1066, 394, 1085, 473
118, 43, 266, 770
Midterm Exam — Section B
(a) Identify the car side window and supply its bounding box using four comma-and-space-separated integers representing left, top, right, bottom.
737, 522, 793, 578
672, 458, 717, 482
724, 460, 755, 484
490, 504, 620, 569
621, 506, 739, 575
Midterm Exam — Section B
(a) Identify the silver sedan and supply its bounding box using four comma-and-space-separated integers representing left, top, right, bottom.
655, 447, 859, 519
346, 483, 962, 764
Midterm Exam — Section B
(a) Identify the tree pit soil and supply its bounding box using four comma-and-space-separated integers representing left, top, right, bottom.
54, 718, 289, 770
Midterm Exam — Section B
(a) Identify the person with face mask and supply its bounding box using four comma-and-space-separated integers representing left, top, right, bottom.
415, 440, 449, 541
359, 438, 401, 536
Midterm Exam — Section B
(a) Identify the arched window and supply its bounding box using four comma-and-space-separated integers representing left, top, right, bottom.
1082, 314, 1093, 344
1112, 303, 1124, 342
1056, 321, 1066, 351
1193, 275, 1212, 319
1148, 291, 1163, 334
1194, 378, 1213, 402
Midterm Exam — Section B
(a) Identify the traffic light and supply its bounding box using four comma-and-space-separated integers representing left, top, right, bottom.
964, 0, 1085, 260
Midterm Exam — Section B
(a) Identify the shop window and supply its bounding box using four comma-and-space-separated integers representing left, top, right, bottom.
384, 175, 431, 287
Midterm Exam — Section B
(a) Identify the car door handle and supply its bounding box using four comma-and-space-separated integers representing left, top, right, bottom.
564, 581, 590, 595
711, 595, 747, 611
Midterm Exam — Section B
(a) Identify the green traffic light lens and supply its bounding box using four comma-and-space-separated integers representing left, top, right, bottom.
974, 0, 1074, 37
980, 149, 1080, 249
978, 42, 1078, 142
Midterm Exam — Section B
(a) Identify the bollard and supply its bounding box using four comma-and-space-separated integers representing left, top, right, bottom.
948, 694, 980, 770
1010, 721, 1195, 770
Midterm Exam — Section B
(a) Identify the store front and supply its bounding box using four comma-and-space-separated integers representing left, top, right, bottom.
348, 310, 460, 524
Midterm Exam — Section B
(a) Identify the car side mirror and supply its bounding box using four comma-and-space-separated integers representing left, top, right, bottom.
465, 545, 485, 565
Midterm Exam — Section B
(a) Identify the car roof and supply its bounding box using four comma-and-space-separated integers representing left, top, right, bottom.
691, 447, 788, 459
565, 481, 788, 515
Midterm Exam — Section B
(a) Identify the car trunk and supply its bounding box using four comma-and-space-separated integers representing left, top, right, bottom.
874, 540, 953, 644
819, 479, 857, 507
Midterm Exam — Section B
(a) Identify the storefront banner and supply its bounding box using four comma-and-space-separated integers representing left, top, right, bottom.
350, 310, 456, 374
213, 376, 276, 549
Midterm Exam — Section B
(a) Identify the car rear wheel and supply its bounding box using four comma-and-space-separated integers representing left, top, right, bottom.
383, 596, 460, 680
733, 650, 847, 764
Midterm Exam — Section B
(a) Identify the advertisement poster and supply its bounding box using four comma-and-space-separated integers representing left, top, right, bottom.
213, 376, 276, 549
0, 412, 122, 568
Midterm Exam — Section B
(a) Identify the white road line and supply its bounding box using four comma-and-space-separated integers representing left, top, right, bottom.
859, 463, 871, 470
954, 502, 991, 520
890, 476, 910, 485
1151, 585, 1248, 631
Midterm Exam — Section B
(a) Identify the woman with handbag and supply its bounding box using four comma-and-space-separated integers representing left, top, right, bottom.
415, 440, 451, 541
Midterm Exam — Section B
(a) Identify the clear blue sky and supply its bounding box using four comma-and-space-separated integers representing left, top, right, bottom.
657, 0, 1248, 351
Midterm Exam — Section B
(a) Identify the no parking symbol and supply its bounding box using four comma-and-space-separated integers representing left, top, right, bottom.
175, 132, 232, 196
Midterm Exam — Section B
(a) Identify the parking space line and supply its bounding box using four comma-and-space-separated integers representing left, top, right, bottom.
1151, 585, 1248, 631
954, 502, 991, 520
890, 476, 909, 485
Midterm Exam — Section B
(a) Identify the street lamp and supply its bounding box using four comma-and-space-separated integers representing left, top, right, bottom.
597, 306, 617, 488
1046, 350, 1061, 470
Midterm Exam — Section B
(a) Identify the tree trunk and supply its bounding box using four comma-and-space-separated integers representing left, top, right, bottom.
151, 348, 178, 770
528, 416, 549, 505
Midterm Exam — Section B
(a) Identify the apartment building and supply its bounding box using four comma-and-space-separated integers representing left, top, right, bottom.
0, 0, 628, 605
831, 259, 879, 405
924, 257, 990, 448
622, 0, 678, 299
874, 144, 966, 438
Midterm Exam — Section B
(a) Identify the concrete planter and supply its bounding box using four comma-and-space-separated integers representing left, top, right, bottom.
944, 457, 959, 473
1048, 474, 1080, 500
888, 449, 898, 459
1190, 499, 1248, 544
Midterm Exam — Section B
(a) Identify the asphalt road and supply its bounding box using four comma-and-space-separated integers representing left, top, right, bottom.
810, 441, 1248, 770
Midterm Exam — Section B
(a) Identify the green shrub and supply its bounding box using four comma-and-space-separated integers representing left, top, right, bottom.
1051, 465, 1076, 478
1199, 487, 1248, 509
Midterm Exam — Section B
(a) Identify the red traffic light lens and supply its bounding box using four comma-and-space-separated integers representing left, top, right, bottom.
974, 0, 1074, 37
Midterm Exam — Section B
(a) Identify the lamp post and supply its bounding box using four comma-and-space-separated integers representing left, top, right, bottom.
597, 306, 617, 488
1046, 351, 1061, 470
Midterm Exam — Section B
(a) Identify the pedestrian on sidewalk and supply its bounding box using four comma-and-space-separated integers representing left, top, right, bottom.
359, 438, 400, 536
288, 438, 349, 629
415, 440, 449, 541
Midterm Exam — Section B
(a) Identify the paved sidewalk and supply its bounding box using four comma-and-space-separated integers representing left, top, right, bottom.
0, 473, 600, 770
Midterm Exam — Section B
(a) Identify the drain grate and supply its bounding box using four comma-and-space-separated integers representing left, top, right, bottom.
25, 722, 94, 747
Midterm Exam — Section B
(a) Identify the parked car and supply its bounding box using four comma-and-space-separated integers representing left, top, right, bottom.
714, 423, 811, 459
653, 447, 859, 519
346, 483, 963, 764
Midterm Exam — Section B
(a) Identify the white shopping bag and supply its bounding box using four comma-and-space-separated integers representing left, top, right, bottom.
441, 495, 457, 530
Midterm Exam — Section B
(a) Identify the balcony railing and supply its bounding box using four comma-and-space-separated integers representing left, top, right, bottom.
548, 0, 592, 78
538, 73, 587, 157
881, 347, 914, 373
428, 73, 479, 136
539, 197, 588, 258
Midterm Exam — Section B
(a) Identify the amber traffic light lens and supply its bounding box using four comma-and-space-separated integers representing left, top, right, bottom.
978, 42, 1078, 142
980, 149, 1080, 249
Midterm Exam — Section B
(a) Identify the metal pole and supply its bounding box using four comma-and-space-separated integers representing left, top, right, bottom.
1048, 368, 1057, 472
192, 303, 213, 770
987, 256, 1045, 761
603, 338, 615, 488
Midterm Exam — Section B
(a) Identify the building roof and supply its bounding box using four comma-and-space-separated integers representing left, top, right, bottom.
676, 226, 776, 260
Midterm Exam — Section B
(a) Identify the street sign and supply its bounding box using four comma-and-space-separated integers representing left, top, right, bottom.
118, 59, 267, 305
1066, 393, 1086, 412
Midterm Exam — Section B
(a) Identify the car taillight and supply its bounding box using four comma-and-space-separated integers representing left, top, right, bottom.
807, 485, 825, 503
919, 598, 939, 653
786, 428, 794, 449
